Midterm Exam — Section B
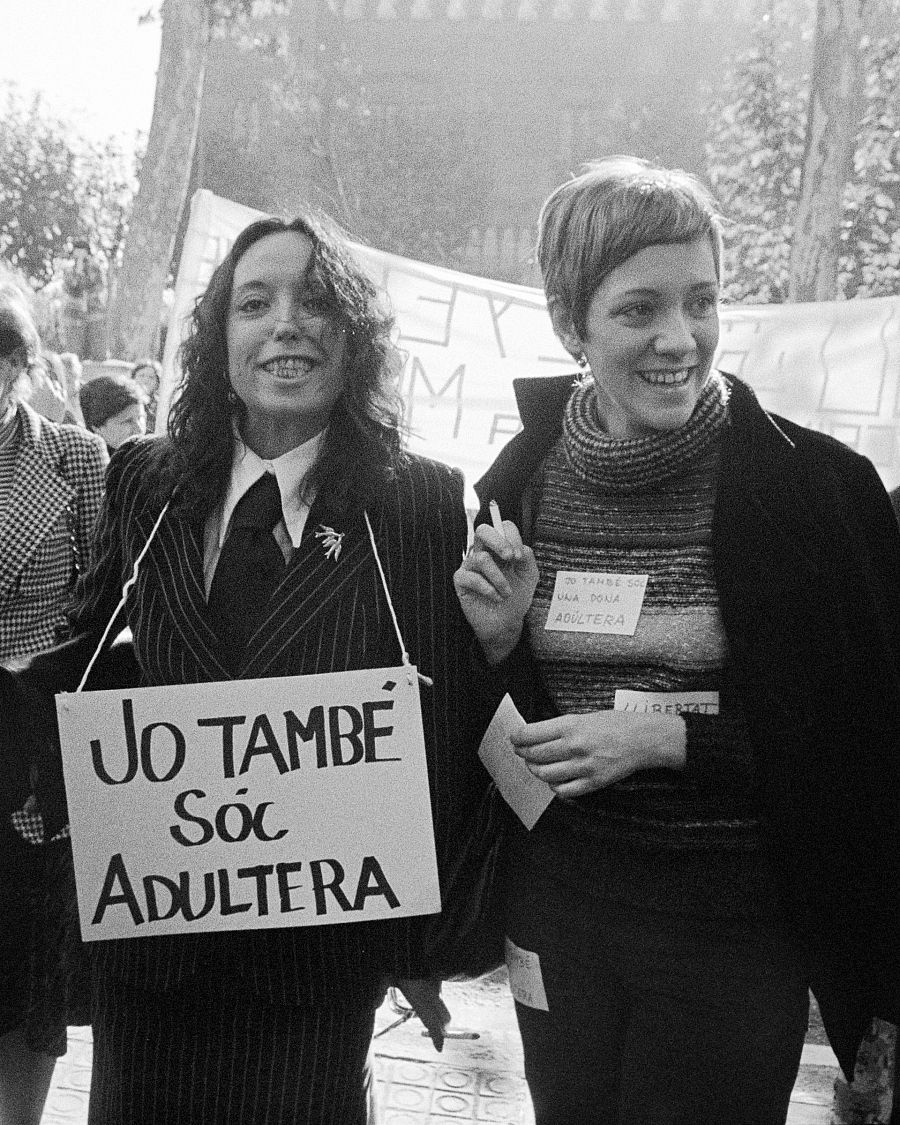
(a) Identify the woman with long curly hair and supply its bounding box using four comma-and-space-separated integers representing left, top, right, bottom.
5, 215, 502, 1124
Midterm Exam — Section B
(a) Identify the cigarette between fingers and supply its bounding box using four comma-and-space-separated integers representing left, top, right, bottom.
489, 499, 506, 537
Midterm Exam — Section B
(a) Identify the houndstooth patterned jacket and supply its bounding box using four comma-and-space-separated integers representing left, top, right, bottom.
0, 402, 107, 664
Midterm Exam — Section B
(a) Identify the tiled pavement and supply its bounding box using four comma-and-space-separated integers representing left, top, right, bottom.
41, 975, 839, 1123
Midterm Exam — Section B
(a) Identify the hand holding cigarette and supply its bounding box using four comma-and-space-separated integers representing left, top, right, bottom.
452, 499, 539, 664
475, 499, 520, 565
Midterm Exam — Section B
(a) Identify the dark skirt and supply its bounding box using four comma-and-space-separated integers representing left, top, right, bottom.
25, 836, 91, 1055
0, 822, 42, 1037
87, 975, 380, 1125
1, 825, 89, 1054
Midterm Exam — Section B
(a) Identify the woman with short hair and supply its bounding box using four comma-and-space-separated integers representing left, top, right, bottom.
456, 156, 900, 1124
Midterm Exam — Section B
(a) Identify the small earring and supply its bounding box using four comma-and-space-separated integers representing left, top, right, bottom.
576, 353, 589, 370
227, 389, 238, 405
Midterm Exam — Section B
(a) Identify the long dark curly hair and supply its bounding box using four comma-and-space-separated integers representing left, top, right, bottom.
159, 214, 405, 515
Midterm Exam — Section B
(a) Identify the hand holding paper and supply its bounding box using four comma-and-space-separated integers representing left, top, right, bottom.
478, 694, 554, 830
510, 708, 687, 799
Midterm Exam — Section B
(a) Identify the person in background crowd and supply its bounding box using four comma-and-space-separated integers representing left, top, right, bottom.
26, 353, 67, 425
0, 286, 107, 1125
58, 353, 86, 428
890, 484, 900, 525
3, 214, 502, 1124
455, 156, 900, 1125
130, 357, 161, 432
60, 238, 106, 362
79, 373, 147, 453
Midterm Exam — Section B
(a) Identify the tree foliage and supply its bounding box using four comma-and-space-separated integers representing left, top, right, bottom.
0, 86, 85, 287
272, 44, 492, 268
0, 83, 140, 293
705, 1, 900, 302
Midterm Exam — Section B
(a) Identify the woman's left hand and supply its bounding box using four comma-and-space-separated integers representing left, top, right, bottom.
511, 710, 687, 798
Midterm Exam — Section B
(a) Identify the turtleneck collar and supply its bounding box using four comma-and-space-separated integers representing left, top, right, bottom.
562, 371, 730, 493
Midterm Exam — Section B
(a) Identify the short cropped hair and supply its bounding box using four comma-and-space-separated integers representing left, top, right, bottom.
80, 374, 146, 433
537, 156, 724, 338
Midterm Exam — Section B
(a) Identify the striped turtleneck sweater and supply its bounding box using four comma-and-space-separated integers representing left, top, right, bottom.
527, 372, 772, 918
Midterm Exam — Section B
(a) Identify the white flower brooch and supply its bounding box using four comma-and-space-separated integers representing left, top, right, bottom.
314, 524, 345, 561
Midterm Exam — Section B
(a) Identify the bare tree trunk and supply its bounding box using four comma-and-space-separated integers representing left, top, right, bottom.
787, 0, 867, 302
107, 0, 210, 360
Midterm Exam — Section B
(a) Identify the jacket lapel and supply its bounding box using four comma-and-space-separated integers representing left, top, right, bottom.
475, 374, 575, 520
713, 377, 844, 729
0, 435, 74, 608
144, 499, 231, 681
715, 379, 829, 570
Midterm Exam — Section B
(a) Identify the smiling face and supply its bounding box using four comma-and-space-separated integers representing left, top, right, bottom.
553, 238, 720, 439
226, 230, 347, 459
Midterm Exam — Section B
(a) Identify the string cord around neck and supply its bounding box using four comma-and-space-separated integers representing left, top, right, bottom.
75, 500, 172, 693
363, 510, 433, 688
75, 500, 432, 693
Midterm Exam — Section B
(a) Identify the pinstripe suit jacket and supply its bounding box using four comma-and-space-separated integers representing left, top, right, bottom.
39, 436, 499, 1005
0, 403, 107, 664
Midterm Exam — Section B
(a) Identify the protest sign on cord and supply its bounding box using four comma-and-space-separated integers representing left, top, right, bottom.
57, 666, 439, 941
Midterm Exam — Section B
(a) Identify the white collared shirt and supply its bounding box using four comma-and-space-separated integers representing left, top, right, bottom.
203, 430, 324, 597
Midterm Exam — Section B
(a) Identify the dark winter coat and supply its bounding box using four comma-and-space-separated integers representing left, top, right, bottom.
477, 371, 900, 1081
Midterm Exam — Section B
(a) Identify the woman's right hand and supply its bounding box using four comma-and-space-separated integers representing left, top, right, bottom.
453, 519, 538, 664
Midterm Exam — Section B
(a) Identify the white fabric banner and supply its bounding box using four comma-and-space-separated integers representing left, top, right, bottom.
56, 666, 439, 940
161, 190, 900, 504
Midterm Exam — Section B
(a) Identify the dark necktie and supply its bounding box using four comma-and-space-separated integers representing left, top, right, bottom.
208, 472, 286, 674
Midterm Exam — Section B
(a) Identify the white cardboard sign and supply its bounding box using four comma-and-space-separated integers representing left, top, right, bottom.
545, 571, 649, 635
56, 666, 440, 942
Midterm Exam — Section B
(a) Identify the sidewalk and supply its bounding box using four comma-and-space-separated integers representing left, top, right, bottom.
40, 973, 839, 1124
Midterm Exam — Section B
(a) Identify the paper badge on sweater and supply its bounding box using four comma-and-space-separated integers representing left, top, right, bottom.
545, 571, 648, 635
478, 694, 554, 830
613, 690, 720, 716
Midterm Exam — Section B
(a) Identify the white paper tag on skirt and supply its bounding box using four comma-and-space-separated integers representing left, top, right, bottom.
505, 937, 550, 1011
